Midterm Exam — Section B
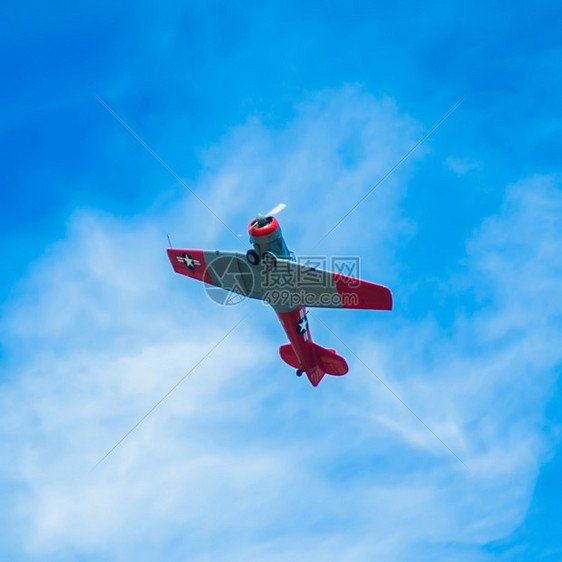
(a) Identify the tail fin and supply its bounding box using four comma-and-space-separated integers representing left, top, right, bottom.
278, 342, 348, 387
306, 365, 326, 387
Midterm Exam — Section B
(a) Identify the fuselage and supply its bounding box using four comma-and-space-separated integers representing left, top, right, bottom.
248, 216, 313, 373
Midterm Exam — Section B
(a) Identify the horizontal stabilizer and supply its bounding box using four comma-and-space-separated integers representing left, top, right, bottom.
309, 342, 348, 375
279, 344, 300, 369
278, 341, 348, 386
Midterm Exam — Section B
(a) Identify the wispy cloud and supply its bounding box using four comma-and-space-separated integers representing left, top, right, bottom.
1, 89, 561, 561
445, 155, 482, 176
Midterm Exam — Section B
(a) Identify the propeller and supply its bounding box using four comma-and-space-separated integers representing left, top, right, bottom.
265, 203, 286, 217
255, 203, 286, 226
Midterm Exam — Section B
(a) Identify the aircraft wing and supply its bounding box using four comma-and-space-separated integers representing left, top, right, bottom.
167, 249, 392, 310
271, 257, 392, 310
167, 249, 268, 301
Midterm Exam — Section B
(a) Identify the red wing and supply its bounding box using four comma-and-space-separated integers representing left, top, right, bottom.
332, 273, 392, 310
167, 249, 213, 284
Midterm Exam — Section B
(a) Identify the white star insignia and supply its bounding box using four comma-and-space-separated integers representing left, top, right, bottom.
297, 317, 308, 335
177, 253, 200, 270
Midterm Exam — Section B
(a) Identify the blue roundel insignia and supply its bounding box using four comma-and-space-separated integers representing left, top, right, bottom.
177, 252, 200, 270
297, 316, 308, 335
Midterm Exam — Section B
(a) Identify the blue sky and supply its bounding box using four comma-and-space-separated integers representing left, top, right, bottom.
1, 1, 562, 560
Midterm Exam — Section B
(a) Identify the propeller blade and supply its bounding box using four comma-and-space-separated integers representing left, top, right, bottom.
265, 203, 286, 217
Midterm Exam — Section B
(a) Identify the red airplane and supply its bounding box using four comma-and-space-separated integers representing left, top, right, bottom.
167, 205, 392, 387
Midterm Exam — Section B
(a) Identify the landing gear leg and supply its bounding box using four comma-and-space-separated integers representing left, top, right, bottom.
296, 369, 303, 377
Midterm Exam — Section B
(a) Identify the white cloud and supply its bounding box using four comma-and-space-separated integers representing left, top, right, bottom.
190, 86, 422, 265
445, 155, 482, 176
1, 89, 561, 561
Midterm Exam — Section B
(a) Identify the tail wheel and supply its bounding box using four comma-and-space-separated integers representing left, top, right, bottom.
296, 369, 303, 377
246, 249, 260, 265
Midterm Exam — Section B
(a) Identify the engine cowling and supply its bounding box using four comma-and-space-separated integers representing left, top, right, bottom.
248, 216, 291, 259
248, 216, 280, 241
